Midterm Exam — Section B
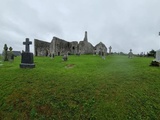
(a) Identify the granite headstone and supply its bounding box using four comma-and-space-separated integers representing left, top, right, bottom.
20, 38, 35, 68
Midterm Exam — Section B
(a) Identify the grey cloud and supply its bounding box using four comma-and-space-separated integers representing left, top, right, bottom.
1, 0, 160, 54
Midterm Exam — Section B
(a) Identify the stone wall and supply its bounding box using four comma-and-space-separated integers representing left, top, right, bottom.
70, 41, 79, 55
50, 37, 80, 55
79, 41, 94, 54
50, 37, 71, 56
34, 31, 107, 56
34, 39, 50, 56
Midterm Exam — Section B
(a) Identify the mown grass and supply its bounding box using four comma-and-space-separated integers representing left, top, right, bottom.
0, 55, 160, 119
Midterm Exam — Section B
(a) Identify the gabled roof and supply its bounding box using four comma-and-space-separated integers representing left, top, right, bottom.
95, 42, 106, 48
12, 51, 21, 56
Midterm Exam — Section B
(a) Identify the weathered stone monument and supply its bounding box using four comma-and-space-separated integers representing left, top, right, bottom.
150, 32, 160, 66
20, 38, 35, 68
150, 49, 160, 66
8, 47, 14, 61
62, 54, 68, 61
155, 49, 160, 61
109, 46, 112, 54
128, 49, 133, 58
2, 44, 15, 61
3, 44, 8, 61
34, 31, 107, 56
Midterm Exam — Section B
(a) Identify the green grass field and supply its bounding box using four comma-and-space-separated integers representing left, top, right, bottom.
0, 55, 160, 119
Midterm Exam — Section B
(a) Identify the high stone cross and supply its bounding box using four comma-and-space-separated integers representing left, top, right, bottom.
23, 38, 32, 52
109, 46, 112, 53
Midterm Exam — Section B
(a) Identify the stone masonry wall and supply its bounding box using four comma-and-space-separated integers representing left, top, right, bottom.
34, 39, 50, 56
95, 42, 107, 55
34, 32, 107, 56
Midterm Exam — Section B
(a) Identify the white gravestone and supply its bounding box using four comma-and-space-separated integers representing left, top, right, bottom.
155, 49, 160, 62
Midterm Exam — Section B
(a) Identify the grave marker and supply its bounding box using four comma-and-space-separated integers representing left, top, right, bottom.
3, 44, 8, 61
109, 46, 112, 54
128, 49, 133, 58
20, 38, 35, 68
23, 38, 32, 52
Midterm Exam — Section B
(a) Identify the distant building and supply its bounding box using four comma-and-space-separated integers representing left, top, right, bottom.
94, 42, 107, 55
34, 31, 107, 56
13, 51, 21, 56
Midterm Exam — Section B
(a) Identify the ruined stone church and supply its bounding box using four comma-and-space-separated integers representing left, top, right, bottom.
34, 31, 107, 56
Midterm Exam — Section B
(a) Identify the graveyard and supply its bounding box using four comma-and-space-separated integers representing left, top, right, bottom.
0, 54, 160, 119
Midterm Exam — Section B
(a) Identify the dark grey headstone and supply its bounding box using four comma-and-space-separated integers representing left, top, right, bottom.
20, 53, 35, 68
23, 38, 32, 53
21, 52, 34, 63
20, 38, 35, 68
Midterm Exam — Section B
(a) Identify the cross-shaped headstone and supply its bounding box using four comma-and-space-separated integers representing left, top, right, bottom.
130, 49, 132, 52
4, 44, 8, 51
109, 46, 112, 53
23, 38, 32, 52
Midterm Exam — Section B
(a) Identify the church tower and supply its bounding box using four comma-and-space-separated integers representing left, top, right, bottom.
83, 31, 88, 42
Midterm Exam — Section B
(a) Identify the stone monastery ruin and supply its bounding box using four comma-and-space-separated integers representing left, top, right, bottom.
34, 31, 107, 56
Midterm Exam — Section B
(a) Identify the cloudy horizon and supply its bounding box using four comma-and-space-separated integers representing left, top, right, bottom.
1, 0, 160, 54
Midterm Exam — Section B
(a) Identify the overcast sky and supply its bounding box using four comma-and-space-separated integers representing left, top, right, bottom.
1, 0, 160, 54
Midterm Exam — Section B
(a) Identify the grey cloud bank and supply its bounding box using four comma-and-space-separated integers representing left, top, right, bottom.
1, 0, 160, 54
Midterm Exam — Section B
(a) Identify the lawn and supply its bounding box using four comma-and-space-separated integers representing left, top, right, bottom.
0, 55, 160, 119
